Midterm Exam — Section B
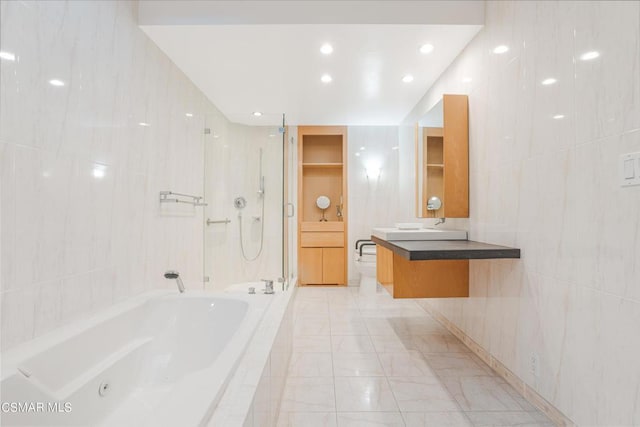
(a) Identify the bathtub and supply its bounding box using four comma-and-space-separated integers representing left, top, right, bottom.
0, 289, 277, 426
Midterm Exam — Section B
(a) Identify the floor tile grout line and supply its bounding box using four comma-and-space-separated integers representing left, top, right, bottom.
422, 349, 533, 419
372, 334, 405, 421
287, 288, 551, 425
328, 295, 339, 418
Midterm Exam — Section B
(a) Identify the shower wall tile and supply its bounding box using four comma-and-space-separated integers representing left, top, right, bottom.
403, 1, 640, 425
202, 116, 284, 289
0, 0, 213, 350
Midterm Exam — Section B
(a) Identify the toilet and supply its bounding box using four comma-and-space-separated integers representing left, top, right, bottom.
354, 242, 378, 294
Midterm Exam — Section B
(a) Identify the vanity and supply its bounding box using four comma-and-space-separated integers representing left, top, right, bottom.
372, 232, 520, 298
373, 94, 521, 298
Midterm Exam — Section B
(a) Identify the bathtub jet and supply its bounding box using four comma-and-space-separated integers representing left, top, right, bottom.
164, 270, 185, 293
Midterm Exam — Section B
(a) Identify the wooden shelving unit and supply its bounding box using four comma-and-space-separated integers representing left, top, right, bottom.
298, 126, 348, 285
417, 94, 469, 218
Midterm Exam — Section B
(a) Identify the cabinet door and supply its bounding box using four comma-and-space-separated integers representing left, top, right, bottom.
300, 248, 323, 284
322, 248, 345, 285
376, 245, 394, 285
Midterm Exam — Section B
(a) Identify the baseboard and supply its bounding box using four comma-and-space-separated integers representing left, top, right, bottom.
420, 303, 575, 427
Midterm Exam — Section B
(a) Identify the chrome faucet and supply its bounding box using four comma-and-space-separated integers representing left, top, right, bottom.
164, 270, 185, 293
434, 217, 446, 226
261, 279, 274, 294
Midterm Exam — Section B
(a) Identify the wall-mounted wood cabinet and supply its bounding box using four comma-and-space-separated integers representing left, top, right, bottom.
416, 94, 469, 218
376, 244, 469, 298
373, 237, 520, 299
298, 126, 348, 285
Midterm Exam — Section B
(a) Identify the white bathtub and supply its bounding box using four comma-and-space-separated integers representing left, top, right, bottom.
0, 289, 276, 426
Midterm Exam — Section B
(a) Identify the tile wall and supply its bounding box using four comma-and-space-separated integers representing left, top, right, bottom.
0, 0, 217, 349
347, 126, 469, 284
203, 113, 284, 289
347, 126, 403, 284
404, 1, 640, 424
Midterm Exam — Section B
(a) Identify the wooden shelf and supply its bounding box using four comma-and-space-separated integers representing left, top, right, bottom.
298, 126, 348, 286
426, 163, 444, 168
302, 162, 343, 168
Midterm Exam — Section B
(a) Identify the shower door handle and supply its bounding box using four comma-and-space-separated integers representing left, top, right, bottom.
286, 203, 295, 218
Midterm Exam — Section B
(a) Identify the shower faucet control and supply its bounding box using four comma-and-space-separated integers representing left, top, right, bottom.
164, 270, 185, 293
261, 279, 275, 295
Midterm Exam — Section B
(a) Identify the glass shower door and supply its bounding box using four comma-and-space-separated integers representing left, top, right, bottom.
203, 111, 287, 288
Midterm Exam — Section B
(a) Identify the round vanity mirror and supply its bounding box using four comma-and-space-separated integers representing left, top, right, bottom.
427, 196, 442, 211
316, 195, 331, 210
316, 195, 331, 221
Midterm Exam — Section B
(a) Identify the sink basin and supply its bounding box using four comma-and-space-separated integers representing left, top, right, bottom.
372, 227, 468, 241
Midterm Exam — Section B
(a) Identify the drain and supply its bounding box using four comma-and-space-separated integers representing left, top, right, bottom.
98, 382, 110, 397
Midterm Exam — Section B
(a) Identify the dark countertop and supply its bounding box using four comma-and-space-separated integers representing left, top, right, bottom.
371, 236, 521, 261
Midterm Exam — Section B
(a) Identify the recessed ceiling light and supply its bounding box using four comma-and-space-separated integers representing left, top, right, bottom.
138, 122, 150, 127
553, 114, 565, 120
253, 111, 262, 117
541, 78, 557, 85
320, 43, 333, 55
419, 44, 434, 54
402, 74, 414, 83
269, 134, 276, 137
185, 113, 193, 117
355, 152, 360, 157
462, 77, 472, 83
49, 79, 65, 87
493, 45, 509, 54
0, 51, 16, 61
391, 146, 399, 150
360, 146, 365, 151
580, 51, 600, 61
213, 134, 220, 139
321, 74, 332, 83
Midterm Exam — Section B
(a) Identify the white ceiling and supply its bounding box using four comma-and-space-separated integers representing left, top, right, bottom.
139, 3, 483, 126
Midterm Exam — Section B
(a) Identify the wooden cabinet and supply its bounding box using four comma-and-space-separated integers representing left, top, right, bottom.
298, 126, 348, 285
300, 248, 323, 284
300, 232, 344, 247
322, 248, 345, 284
416, 94, 469, 218
299, 247, 345, 285
376, 245, 394, 295
376, 244, 469, 298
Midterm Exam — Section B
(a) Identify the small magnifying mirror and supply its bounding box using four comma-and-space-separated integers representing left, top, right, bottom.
316, 195, 331, 221
427, 196, 442, 211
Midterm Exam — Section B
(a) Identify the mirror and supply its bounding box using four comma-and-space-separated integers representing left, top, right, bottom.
427, 196, 442, 211
415, 94, 469, 218
316, 195, 331, 221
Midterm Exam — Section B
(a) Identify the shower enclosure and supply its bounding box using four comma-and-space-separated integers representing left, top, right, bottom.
203, 110, 294, 289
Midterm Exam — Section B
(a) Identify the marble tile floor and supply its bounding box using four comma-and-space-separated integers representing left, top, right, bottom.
277, 286, 554, 427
